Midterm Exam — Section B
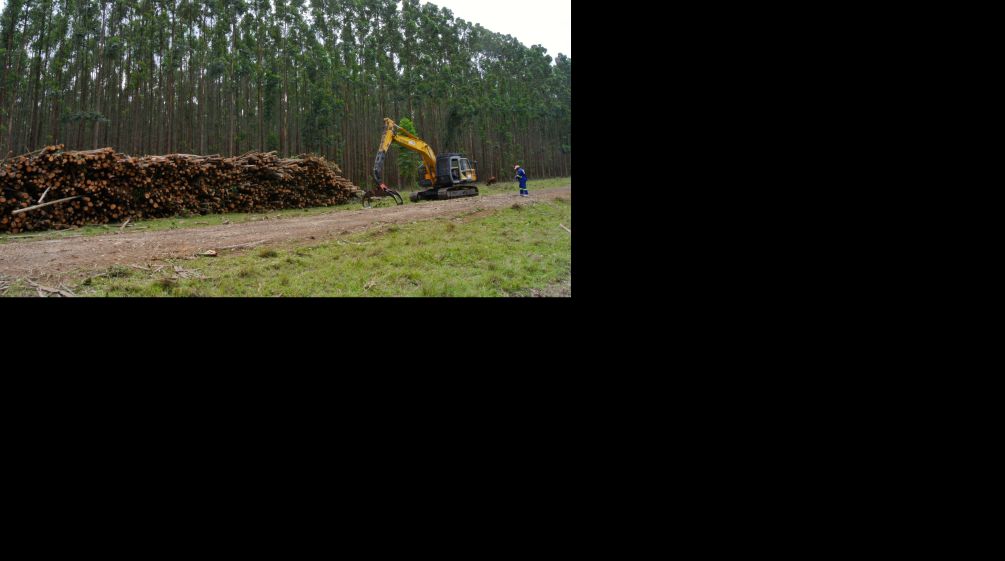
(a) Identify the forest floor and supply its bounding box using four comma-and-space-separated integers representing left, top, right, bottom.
0, 180, 571, 297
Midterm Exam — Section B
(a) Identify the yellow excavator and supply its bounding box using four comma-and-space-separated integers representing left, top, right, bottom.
366, 118, 478, 207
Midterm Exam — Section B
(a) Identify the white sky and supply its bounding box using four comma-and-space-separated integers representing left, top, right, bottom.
424, 0, 572, 59
0, 0, 571, 58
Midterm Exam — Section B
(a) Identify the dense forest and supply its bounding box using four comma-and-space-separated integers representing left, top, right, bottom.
0, 0, 571, 189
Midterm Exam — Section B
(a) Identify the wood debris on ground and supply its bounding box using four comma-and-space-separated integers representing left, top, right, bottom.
24, 278, 75, 297
172, 265, 203, 279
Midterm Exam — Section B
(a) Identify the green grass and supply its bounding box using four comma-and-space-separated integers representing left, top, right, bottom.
0, 176, 571, 244
43, 196, 572, 297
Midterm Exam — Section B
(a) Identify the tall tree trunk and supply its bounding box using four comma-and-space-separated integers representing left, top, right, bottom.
92, 2, 107, 149
0, 1, 26, 156
166, 2, 176, 153
25, 5, 49, 151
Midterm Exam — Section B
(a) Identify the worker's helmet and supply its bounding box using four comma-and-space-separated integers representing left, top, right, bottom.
514, 165, 520, 170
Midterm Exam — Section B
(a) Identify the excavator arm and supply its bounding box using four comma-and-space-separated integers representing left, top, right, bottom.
373, 118, 437, 189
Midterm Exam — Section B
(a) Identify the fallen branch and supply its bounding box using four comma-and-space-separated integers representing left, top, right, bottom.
25, 279, 53, 291
11, 195, 82, 215
218, 239, 267, 250
37, 185, 52, 204
559, 224, 571, 233
120, 218, 131, 230
25, 278, 74, 297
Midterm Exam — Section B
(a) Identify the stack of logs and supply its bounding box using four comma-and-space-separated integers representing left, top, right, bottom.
0, 145, 362, 234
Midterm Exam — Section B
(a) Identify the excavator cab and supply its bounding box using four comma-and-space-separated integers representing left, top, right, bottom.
418, 154, 478, 189
458, 157, 476, 183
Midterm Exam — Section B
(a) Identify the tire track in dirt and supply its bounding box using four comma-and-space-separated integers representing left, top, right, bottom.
0, 186, 571, 279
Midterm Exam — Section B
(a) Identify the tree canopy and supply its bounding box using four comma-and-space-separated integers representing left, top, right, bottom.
0, 0, 572, 187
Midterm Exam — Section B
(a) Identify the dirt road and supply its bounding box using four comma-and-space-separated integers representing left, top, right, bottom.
0, 186, 570, 279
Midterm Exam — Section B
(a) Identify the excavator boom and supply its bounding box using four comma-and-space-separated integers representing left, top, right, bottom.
373, 118, 438, 188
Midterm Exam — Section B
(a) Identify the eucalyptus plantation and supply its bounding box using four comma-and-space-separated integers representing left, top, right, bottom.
0, 0, 571, 187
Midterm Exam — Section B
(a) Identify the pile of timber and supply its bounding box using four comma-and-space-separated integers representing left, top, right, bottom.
0, 145, 362, 234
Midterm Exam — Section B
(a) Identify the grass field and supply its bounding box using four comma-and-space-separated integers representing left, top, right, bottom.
0, 176, 570, 244
0, 191, 572, 297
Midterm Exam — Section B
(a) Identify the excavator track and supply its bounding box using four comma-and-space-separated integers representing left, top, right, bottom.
410, 186, 479, 203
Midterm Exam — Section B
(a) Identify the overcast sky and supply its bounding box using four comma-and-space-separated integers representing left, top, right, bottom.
423, 0, 572, 59
0, 0, 572, 57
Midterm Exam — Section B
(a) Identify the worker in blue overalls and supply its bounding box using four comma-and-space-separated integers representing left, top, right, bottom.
514, 164, 529, 197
